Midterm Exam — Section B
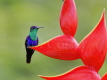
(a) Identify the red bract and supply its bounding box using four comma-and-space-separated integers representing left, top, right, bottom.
31, 35, 79, 60
30, 0, 79, 60
78, 11, 107, 72
60, 0, 78, 36
39, 66, 101, 80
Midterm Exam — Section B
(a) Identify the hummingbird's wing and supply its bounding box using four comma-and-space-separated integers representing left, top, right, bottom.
25, 38, 35, 63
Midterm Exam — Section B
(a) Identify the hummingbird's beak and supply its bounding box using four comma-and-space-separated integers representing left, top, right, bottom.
38, 27, 44, 28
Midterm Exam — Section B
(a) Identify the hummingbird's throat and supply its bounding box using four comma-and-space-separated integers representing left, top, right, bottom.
29, 32, 37, 41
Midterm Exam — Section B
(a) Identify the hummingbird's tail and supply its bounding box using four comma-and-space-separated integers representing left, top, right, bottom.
26, 48, 34, 64
26, 53, 33, 63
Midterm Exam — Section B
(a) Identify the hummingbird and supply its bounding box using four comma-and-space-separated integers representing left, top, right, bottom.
25, 26, 44, 64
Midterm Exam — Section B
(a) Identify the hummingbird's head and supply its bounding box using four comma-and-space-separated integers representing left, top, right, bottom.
30, 26, 38, 32
30, 26, 44, 32
29, 26, 44, 40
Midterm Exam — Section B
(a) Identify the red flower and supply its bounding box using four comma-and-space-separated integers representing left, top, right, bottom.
36, 10, 107, 80
30, 0, 107, 79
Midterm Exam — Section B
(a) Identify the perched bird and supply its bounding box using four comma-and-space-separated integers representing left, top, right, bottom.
25, 26, 44, 63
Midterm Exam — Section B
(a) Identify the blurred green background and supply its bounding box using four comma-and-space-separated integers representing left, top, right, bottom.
0, 0, 107, 80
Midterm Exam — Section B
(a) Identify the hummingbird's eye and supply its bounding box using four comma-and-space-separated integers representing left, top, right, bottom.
30, 28, 33, 31
32, 27, 35, 29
